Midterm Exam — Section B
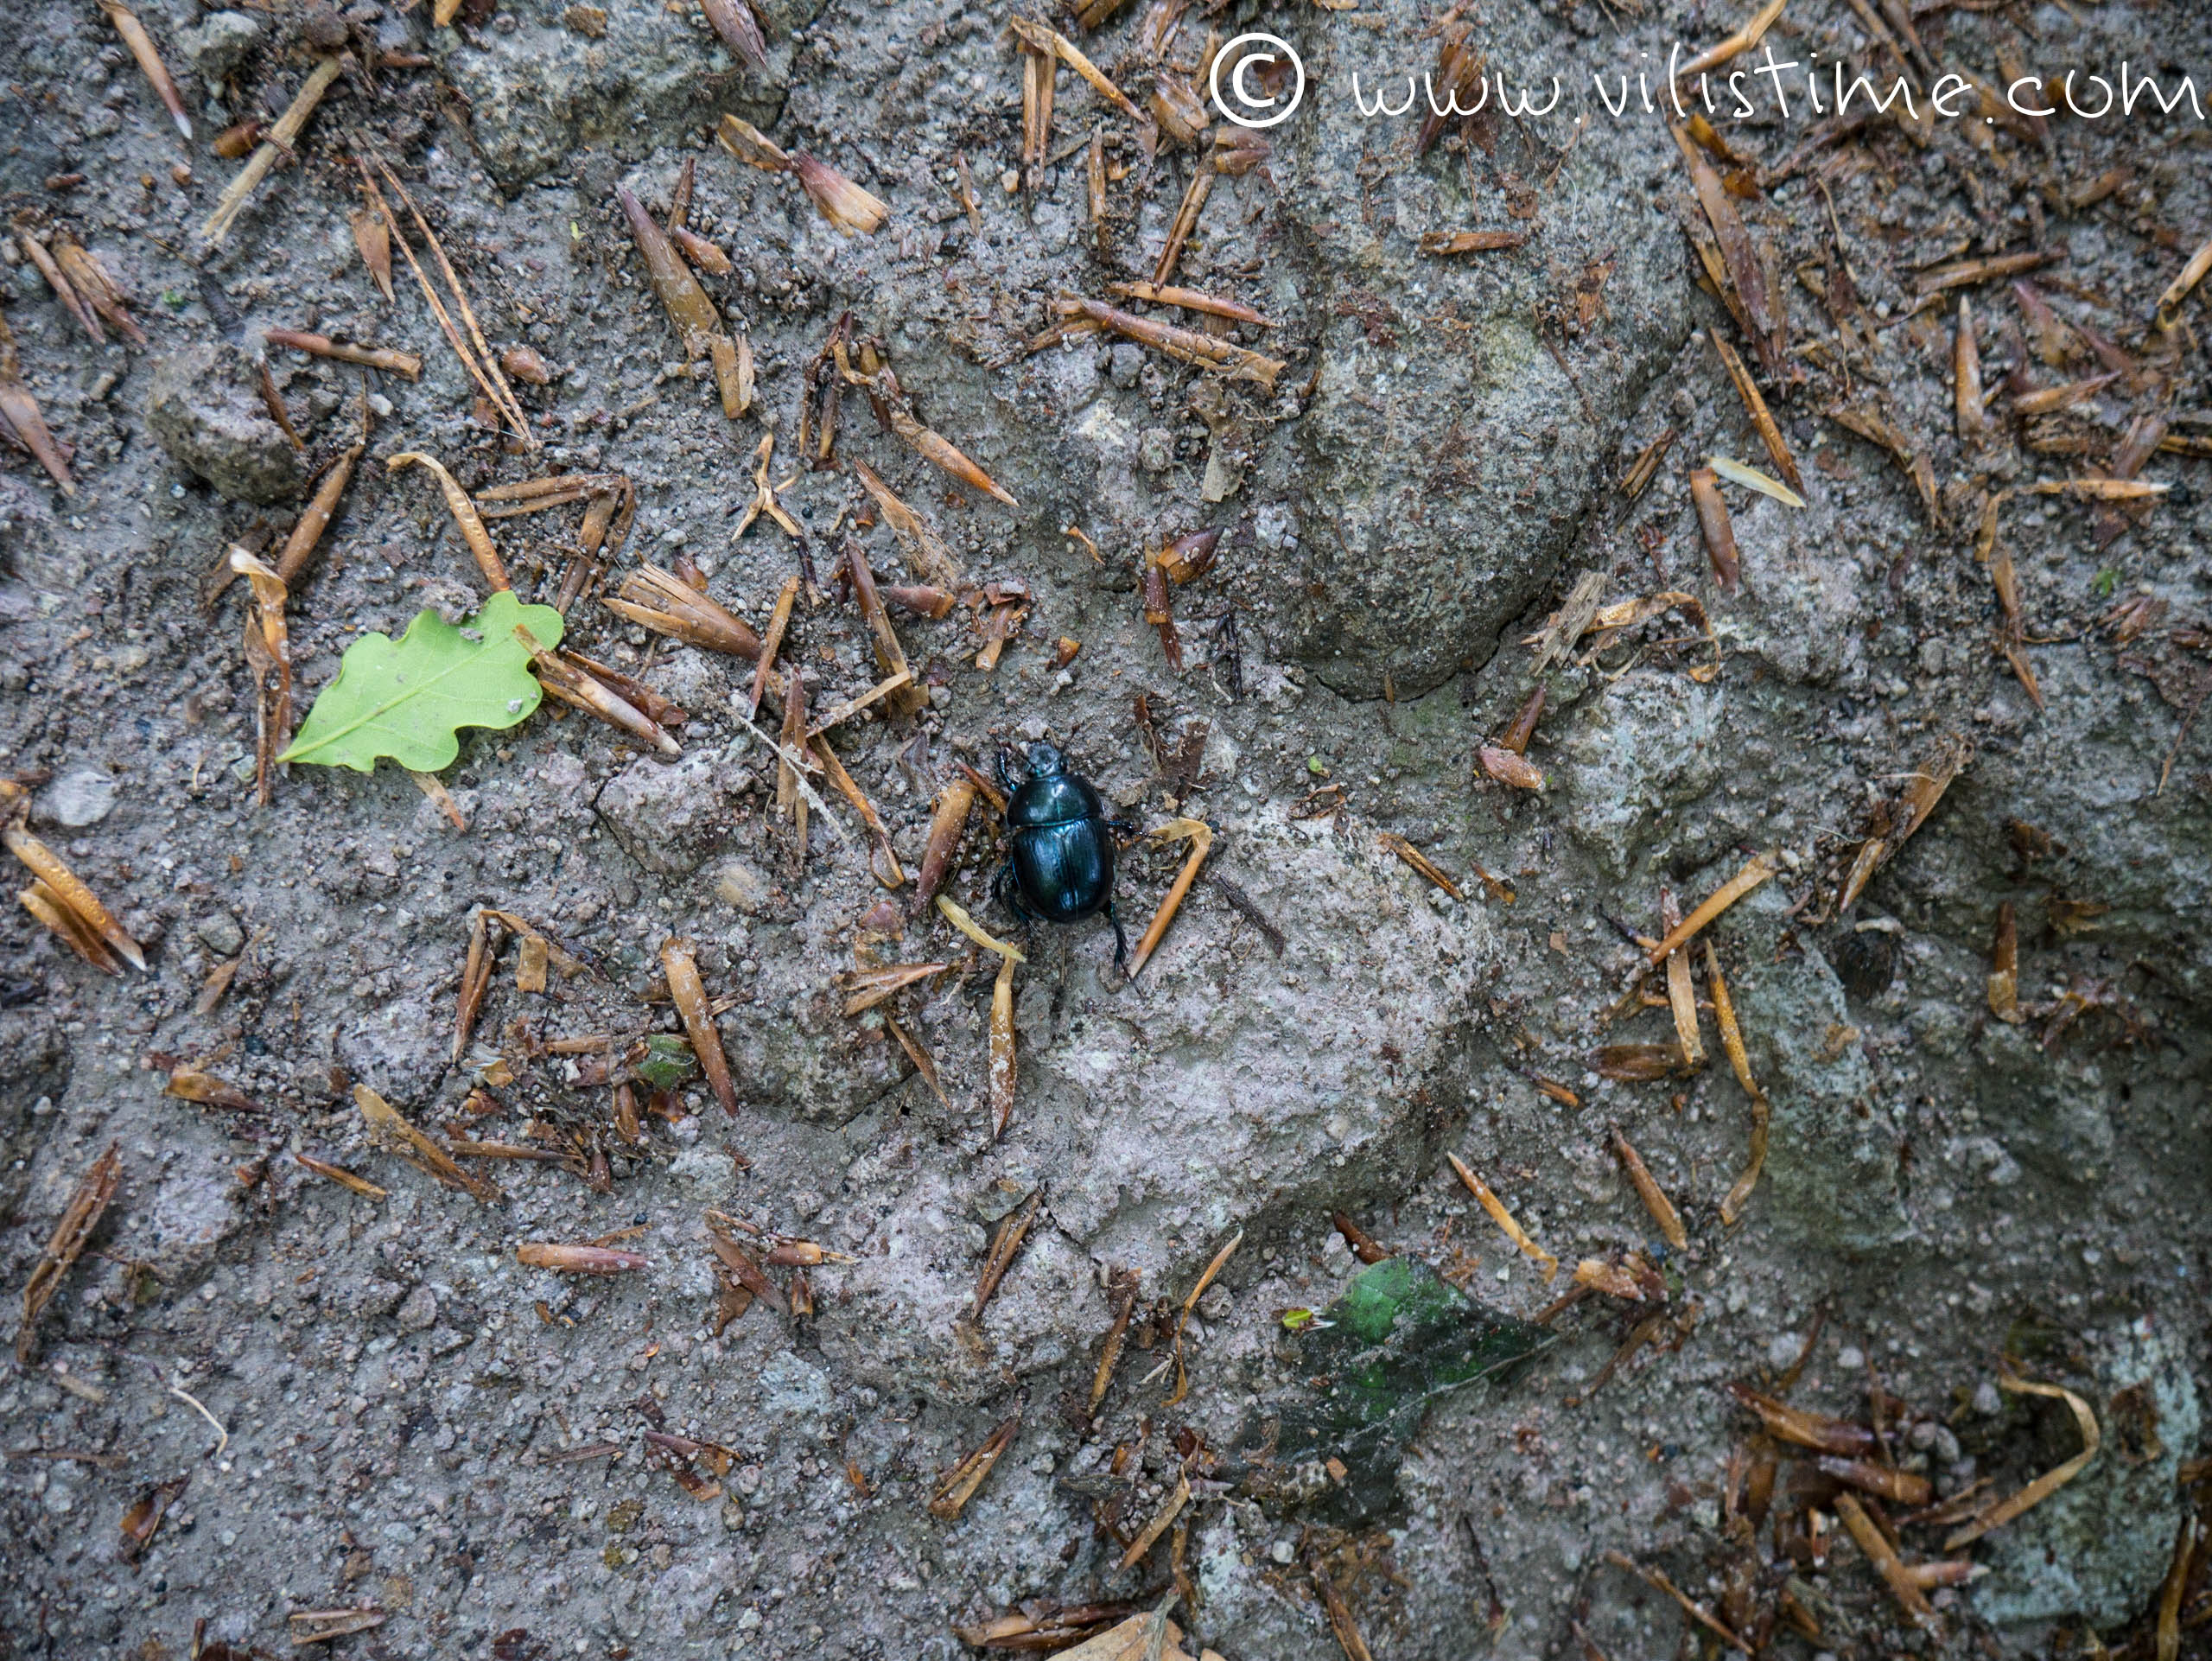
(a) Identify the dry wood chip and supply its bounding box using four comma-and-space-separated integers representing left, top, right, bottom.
1646, 852, 1776, 966
1707, 941, 1770, 1224
1610, 1124, 1688, 1250
1127, 818, 1211, 979
928, 1414, 1020, 1519
1835, 1491, 1939, 1630
1118, 1474, 1190, 1570
16, 1142, 119, 1365
970, 1188, 1040, 1322
1943, 1370, 2100, 1550
354, 1085, 500, 1204
662, 940, 737, 1116
1447, 1153, 1556, 1281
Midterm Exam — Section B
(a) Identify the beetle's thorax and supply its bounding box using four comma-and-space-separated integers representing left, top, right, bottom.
1007, 767, 1104, 830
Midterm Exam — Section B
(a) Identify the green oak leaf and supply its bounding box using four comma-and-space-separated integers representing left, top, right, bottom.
278, 591, 564, 773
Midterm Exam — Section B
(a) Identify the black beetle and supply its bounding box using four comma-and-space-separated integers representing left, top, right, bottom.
995, 742, 1134, 974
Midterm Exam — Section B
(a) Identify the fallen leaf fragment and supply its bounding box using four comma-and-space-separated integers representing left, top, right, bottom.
99, 0, 192, 138
119, 1474, 188, 1562
1119, 1474, 1190, 1570
1380, 831, 1463, 899
1604, 1550, 1751, 1653
2, 796, 146, 972
618, 187, 751, 417
198, 56, 343, 246
698, 0, 766, 70
1818, 1454, 1933, 1507
988, 951, 1018, 1138
163, 1066, 258, 1113
839, 960, 948, 1016
1987, 901, 2020, 1023
910, 780, 977, 918
1839, 735, 1969, 912
296, 1153, 385, 1200
1659, 892, 1704, 1067
1127, 818, 1211, 978
1726, 1383, 1878, 1456
970, 1189, 1040, 1324
1709, 329, 1800, 491
1590, 1043, 1688, 1082
1690, 468, 1740, 594
794, 154, 888, 235
387, 451, 512, 591
0, 312, 77, 494
1835, 1491, 1939, 1631
1707, 453, 1805, 509
1420, 229, 1529, 255
1477, 745, 1544, 790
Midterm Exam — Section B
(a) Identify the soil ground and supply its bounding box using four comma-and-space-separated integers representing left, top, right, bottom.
2, 0, 2210, 1658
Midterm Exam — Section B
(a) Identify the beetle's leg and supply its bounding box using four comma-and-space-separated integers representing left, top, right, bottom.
1107, 897, 1134, 983
995, 748, 1020, 797
994, 859, 1039, 925
1106, 816, 1142, 844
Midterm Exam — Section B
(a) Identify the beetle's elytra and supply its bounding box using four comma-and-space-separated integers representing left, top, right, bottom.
995, 742, 1132, 975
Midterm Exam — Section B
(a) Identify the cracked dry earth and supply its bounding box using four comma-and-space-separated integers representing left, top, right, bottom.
3, 0, 2211, 1656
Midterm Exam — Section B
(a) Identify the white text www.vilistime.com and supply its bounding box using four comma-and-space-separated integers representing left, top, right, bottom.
1351, 43, 2207, 124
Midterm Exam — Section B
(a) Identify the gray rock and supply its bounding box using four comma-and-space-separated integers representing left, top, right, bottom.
1904, 643, 2212, 1001
755, 1349, 836, 1436
177, 10, 262, 82
395, 1284, 438, 1333
194, 911, 245, 958
439, 4, 798, 191
39, 766, 116, 827
1270, 2, 1690, 699
713, 858, 772, 913
347, 1277, 407, 1318
1728, 893, 1910, 1251
666, 1143, 736, 1202
141, 1164, 248, 1282
1974, 1320, 2200, 1628
728, 992, 907, 1125
145, 345, 307, 504
640, 1550, 739, 1641
1973, 1021, 2116, 1187
816, 1171, 1104, 1407
1554, 670, 1726, 879
1726, 490, 1869, 686
595, 750, 742, 876
1041, 818, 1497, 1276
817, 815, 1500, 1402
0, 1014, 70, 1218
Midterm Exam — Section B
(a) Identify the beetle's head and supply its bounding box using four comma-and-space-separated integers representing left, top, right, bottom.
1025, 741, 1067, 778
